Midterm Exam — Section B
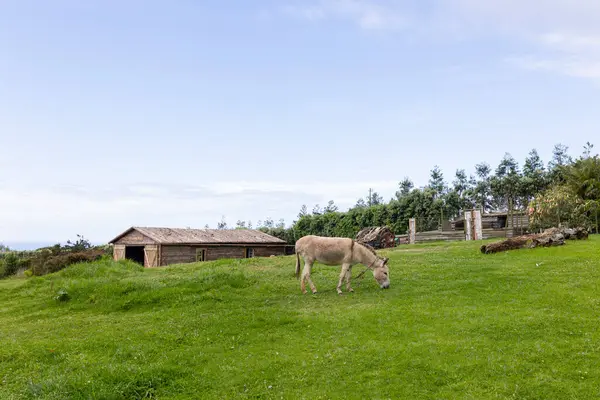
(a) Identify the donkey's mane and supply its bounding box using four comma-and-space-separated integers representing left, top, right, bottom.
352, 240, 377, 256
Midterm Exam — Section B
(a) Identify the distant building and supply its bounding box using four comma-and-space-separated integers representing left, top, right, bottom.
108, 227, 288, 268
451, 211, 529, 233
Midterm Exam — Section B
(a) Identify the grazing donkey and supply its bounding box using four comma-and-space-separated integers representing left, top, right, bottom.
295, 235, 390, 295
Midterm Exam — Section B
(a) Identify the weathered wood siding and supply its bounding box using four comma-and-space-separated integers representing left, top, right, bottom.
505, 214, 529, 229
160, 245, 196, 265
204, 247, 246, 261
252, 246, 286, 257
113, 245, 126, 261
113, 230, 156, 245
144, 245, 159, 268
160, 245, 288, 265
396, 227, 518, 244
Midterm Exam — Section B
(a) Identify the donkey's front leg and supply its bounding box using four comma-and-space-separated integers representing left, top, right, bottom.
336, 264, 351, 295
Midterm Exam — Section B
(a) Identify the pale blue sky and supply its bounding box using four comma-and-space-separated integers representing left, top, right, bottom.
1, 1, 599, 247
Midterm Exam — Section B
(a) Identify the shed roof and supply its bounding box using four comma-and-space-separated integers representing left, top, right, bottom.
109, 227, 287, 245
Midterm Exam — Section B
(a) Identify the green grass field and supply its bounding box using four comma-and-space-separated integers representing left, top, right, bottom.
1, 237, 600, 399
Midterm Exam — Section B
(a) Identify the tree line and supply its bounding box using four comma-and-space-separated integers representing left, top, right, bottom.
217, 142, 598, 244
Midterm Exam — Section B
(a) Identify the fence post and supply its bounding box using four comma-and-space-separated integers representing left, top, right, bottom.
473, 209, 483, 240
464, 211, 472, 240
409, 218, 416, 244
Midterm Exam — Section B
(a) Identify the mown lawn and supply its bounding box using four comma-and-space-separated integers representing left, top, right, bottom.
1, 236, 600, 399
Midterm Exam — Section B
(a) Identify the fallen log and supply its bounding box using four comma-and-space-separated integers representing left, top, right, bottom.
543, 226, 589, 240
480, 227, 588, 254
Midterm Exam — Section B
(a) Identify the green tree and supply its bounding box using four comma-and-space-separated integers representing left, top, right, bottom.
450, 168, 474, 215
354, 198, 367, 208
324, 200, 338, 213
428, 165, 445, 198
366, 188, 384, 206
473, 162, 492, 212
298, 204, 308, 219
263, 217, 274, 228
582, 141, 596, 159
491, 153, 523, 230
396, 177, 414, 199
522, 148, 548, 205
548, 143, 573, 184
235, 220, 246, 229
563, 155, 600, 232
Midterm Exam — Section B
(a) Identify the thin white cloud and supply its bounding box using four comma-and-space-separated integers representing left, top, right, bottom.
507, 31, 600, 80
508, 53, 600, 80
0, 180, 399, 243
281, 0, 600, 81
539, 32, 600, 51
283, 0, 409, 31
437, 1, 600, 81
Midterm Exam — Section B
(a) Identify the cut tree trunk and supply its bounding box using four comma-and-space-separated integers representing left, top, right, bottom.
480, 226, 588, 254
355, 226, 396, 249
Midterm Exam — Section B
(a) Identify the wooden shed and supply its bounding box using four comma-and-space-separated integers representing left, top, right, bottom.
452, 211, 529, 231
108, 227, 288, 268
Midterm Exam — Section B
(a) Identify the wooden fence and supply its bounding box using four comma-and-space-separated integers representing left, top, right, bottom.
396, 227, 515, 244
396, 211, 527, 245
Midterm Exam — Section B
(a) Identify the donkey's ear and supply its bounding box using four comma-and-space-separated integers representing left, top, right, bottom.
383, 257, 389, 263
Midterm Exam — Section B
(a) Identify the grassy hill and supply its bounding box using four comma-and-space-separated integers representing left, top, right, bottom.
1, 237, 599, 399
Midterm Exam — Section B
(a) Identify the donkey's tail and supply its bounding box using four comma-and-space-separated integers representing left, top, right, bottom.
295, 251, 301, 279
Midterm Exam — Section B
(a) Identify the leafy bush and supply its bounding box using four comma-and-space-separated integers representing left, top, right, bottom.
30, 249, 107, 276
528, 185, 584, 230
0, 234, 114, 279
0, 252, 29, 278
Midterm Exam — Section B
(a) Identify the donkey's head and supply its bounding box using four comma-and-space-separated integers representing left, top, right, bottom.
372, 256, 390, 289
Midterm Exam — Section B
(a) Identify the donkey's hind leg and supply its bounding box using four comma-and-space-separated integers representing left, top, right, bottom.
301, 261, 317, 294
345, 265, 354, 293
336, 263, 351, 295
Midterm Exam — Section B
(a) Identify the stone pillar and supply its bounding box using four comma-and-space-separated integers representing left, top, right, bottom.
464, 211, 473, 241
473, 209, 483, 240
409, 218, 416, 244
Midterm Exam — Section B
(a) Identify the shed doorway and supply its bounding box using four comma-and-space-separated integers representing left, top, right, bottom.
125, 246, 145, 266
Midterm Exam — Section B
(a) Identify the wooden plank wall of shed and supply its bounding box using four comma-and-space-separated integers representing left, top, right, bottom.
160, 245, 196, 265
253, 246, 286, 257
114, 230, 156, 245
205, 247, 246, 261
160, 245, 288, 265
160, 245, 245, 265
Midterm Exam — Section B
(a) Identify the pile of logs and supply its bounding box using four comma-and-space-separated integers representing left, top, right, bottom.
355, 226, 396, 249
480, 227, 589, 254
